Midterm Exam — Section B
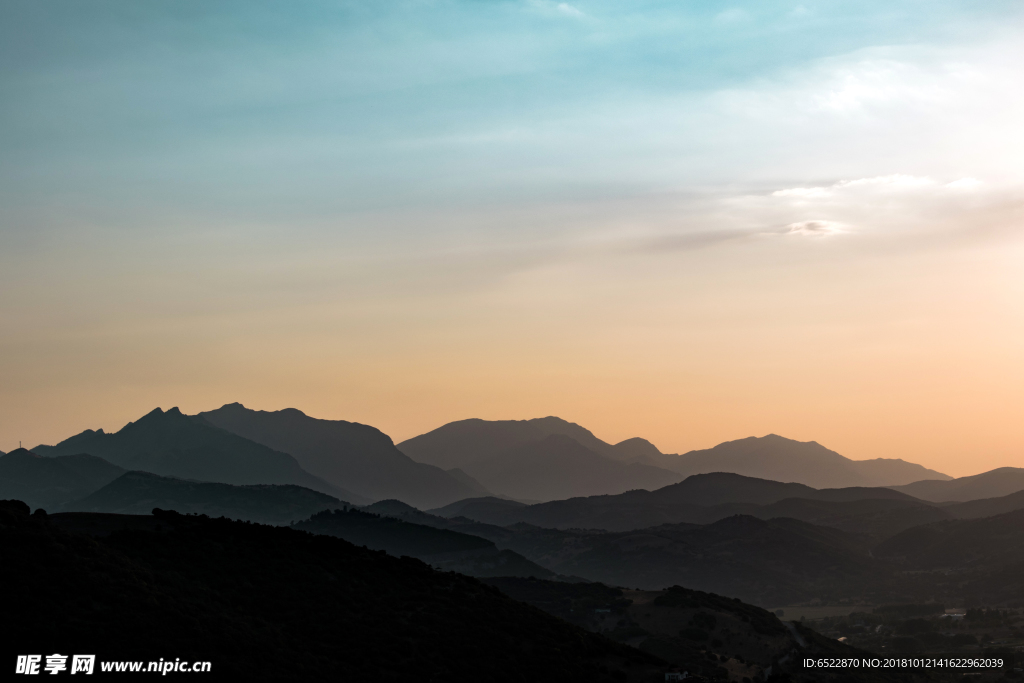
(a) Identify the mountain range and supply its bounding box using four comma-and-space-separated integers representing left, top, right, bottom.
398, 419, 683, 501
33, 407, 356, 500
397, 418, 949, 500
429, 472, 921, 532
197, 403, 484, 509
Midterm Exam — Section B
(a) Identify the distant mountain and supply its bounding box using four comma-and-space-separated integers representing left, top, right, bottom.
34, 407, 353, 500
5, 503, 663, 681
198, 403, 484, 509
399, 419, 948, 496
293, 507, 559, 579
669, 435, 950, 488
888, 467, 1024, 502
398, 417, 626, 469
0, 448, 124, 510
437, 472, 921, 532
399, 420, 682, 501
66, 471, 345, 525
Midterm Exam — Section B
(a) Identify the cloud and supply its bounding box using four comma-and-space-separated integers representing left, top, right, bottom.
526, 0, 585, 19
784, 220, 847, 236
773, 175, 943, 199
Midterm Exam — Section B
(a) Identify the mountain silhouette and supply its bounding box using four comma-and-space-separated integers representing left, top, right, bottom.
398, 416, 627, 469
399, 420, 682, 501
65, 471, 345, 525
669, 434, 950, 487
435, 472, 921, 531
398, 419, 948, 496
198, 403, 485, 509
34, 407, 353, 500
888, 466, 1024, 501
0, 448, 124, 510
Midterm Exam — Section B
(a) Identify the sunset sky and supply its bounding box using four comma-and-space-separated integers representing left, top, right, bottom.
2, 0, 1022, 477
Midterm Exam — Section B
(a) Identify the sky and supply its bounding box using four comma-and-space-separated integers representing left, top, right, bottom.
1, 0, 1022, 477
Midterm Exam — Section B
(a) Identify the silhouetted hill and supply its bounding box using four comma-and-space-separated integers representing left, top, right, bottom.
440, 472, 923, 532
427, 496, 527, 519
945, 489, 1024, 519
472, 515, 879, 606
34, 407, 352, 500
874, 507, 1024, 569
672, 435, 950, 487
889, 467, 1024, 502
1, 502, 662, 681
65, 471, 344, 525
0, 448, 124, 510
197, 403, 483, 509
294, 507, 559, 579
483, 579, 895, 683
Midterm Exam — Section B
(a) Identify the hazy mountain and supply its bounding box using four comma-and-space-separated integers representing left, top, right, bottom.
33, 407, 353, 500
66, 471, 345, 525
198, 403, 484, 509
401, 421, 682, 501
0, 448, 124, 510
398, 416, 626, 469
669, 435, 950, 487
888, 467, 1024, 502
4, 503, 662, 682
437, 472, 921, 532
293, 507, 559, 579
399, 418, 947, 496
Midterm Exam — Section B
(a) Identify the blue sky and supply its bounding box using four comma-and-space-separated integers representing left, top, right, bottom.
2, 1, 1023, 473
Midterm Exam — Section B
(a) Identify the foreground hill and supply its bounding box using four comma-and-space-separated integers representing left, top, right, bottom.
33, 407, 354, 500
0, 448, 124, 510
400, 420, 681, 501
65, 471, 345, 525
198, 403, 484, 509
484, 578, 885, 682
2, 501, 663, 682
435, 472, 923, 533
889, 467, 1024, 502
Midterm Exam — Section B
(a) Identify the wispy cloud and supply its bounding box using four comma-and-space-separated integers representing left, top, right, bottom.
526, 0, 586, 19
783, 220, 847, 237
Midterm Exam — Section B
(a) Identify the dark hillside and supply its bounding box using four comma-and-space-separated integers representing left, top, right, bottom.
2, 501, 663, 682
65, 471, 343, 525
